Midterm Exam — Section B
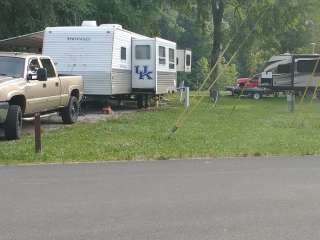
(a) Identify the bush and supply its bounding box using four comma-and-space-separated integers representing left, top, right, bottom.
217, 61, 239, 89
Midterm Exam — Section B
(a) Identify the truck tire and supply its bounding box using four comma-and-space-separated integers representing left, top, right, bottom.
61, 96, 79, 124
253, 93, 262, 100
4, 105, 22, 140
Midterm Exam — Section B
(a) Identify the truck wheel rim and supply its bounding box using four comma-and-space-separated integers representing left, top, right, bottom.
254, 93, 260, 100
71, 102, 78, 119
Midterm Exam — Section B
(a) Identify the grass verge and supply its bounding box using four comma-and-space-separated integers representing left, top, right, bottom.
1, 95, 320, 165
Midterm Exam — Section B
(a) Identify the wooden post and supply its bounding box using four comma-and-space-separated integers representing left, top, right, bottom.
34, 113, 42, 153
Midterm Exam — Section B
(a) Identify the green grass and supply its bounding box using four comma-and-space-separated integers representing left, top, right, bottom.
1, 94, 320, 165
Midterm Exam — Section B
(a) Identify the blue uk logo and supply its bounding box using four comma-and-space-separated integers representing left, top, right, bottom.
135, 66, 153, 80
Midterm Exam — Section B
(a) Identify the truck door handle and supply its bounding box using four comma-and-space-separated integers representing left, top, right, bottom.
43, 83, 47, 88
55, 82, 59, 87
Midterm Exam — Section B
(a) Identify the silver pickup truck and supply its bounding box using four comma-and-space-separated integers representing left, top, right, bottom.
0, 52, 83, 140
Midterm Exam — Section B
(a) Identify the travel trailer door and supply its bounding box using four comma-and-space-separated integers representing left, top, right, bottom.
132, 39, 156, 91
184, 50, 192, 73
177, 50, 192, 73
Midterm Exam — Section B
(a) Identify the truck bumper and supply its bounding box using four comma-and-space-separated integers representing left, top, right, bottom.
0, 102, 9, 124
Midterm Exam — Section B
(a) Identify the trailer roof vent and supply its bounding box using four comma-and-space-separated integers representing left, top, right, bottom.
81, 21, 97, 27
99, 24, 123, 30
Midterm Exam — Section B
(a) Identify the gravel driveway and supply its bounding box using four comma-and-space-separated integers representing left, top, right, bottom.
0, 106, 137, 139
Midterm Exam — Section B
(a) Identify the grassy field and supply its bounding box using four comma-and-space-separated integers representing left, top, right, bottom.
1, 94, 320, 165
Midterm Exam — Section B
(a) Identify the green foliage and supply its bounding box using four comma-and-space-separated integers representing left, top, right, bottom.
187, 57, 209, 90
218, 61, 239, 88
0, 0, 320, 84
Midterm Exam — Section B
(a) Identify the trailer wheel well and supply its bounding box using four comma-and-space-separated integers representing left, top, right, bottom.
71, 89, 80, 99
9, 95, 26, 113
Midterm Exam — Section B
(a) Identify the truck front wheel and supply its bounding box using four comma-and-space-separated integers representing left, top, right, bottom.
61, 96, 79, 124
5, 105, 22, 140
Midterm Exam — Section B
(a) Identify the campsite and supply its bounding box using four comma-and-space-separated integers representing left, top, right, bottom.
3, 1, 320, 240
1, 1, 320, 161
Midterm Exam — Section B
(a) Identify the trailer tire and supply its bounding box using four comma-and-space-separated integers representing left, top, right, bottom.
4, 105, 22, 140
137, 95, 144, 109
253, 93, 262, 100
61, 96, 79, 124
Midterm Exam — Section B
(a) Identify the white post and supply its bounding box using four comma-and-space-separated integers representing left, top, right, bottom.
287, 91, 295, 112
180, 81, 185, 103
185, 87, 190, 109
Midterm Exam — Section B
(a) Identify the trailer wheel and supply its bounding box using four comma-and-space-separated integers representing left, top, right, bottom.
4, 105, 22, 140
61, 96, 79, 124
253, 93, 262, 100
137, 95, 144, 109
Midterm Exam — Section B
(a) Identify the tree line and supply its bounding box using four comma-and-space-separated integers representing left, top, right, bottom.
0, 0, 319, 89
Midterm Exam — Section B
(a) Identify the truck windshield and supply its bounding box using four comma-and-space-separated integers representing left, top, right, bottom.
0, 57, 25, 78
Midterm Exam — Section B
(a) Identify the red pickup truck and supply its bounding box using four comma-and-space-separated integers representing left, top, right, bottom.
226, 76, 273, 100
237, 77, 259, 88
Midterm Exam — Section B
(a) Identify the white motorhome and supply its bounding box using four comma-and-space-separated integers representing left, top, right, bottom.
0, 21, 191, 100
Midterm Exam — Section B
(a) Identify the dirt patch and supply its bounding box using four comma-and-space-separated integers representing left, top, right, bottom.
0, 108, 137, 139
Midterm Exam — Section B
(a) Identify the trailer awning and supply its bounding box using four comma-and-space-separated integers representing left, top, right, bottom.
0, 31, 44, 50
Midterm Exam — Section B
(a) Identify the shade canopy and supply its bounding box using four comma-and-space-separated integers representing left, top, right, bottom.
0, 31, 44, 50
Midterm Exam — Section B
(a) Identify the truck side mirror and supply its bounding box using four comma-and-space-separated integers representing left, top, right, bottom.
27, 73, 37, 81
37, 68, 47, 81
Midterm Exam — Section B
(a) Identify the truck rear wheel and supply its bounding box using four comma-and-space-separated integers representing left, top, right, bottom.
61, 96, 79, 124
5, 105, 22, 140
253, 93, 262, 100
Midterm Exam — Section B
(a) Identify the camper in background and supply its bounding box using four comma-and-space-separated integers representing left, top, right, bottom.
261, 53, 320, 95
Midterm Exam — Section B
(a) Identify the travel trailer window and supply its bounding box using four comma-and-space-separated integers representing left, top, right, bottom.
159, 46, 166, 65
297, 60, 320, 73
40, 58, 56, 78
186, 54, 191, 66
136, 45, 151, 60
121, 47, 127, 61
277, 63, 291, 74
169, 48, 175, 69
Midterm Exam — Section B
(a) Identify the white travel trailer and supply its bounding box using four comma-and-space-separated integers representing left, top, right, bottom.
261, 53, 320, 91
0, 21, 192, 101
43, 21, 149, 96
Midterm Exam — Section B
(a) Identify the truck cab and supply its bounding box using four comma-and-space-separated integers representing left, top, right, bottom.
0, 53, 83, 140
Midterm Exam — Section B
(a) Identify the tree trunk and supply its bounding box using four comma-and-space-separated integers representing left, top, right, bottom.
211, 0, 224, 87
